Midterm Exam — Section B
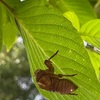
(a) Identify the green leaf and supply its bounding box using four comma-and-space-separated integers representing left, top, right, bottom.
0, 1, 17, 51
63, 11, 80, 32
0, 30, 2, 51
1, 0, 100, 99
3, 22, 17, 51
86, 49, 100, 80
80, 19, 100, 80
0, 4, 3, 51
81, 19, 100, 49
56, 0, 96, 25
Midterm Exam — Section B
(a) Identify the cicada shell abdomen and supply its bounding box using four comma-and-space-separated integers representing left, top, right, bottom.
51, 78, 78, 95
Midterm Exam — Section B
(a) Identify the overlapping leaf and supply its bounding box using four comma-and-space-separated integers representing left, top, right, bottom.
87, 49, 100, 80
81, 19, 100, 49
0, 4, 3, 51
0, 1, 17, 51
80, 19, 100, 81
63, 11, 80, 32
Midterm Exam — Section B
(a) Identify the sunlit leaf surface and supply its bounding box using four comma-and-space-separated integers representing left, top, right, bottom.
63, 11, 80, 32
87, 49, 100, 80
81, 19, 100, 49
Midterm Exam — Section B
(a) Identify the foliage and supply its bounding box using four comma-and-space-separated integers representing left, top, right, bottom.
0, 0, 100, 100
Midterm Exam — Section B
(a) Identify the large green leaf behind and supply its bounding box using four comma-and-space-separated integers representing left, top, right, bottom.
0, 0, 100, 100
51, 0, 97, 25
0, 4, 3, 51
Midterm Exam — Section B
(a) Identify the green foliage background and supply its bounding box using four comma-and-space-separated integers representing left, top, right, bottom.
0, 42, 42, 100
0, 0, 100, 100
